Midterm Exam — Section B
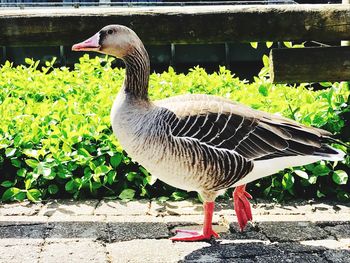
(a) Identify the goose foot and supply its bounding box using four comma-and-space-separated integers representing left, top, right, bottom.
233, 184, 253, 231
170, 229, 219, 241
170, 201, 218, 242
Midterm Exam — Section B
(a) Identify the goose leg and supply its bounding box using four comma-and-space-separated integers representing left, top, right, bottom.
170, 201, 219, 241
233, 184, 253, 231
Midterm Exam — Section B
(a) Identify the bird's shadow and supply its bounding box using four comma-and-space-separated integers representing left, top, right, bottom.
179, 239, 350, 263
178, 220, 350, 262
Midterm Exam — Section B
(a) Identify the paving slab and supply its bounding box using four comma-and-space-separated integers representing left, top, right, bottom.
95, 200, 150, 216
300, 239, 349, 250
156, 200, 204, 216
39, 199, 99, 217
0, 216, 48, 225
107, 222, 169, 242
306, 213, 350, 222
106, 239, 210, 263
47, 215, 106, 222
40, 240, 106, 263
324, 223, 350, 239
258, 221, 331, 242
0, 223, 46, 239
254, 253, 327, 263
0, 239, 42, 263
107, 214, 205, 224
253, 203, 307, 216
0, 201, 42, 216
221, 223, 268, 240
323, 249, 350, 263
46, 221, 108, 241
182, 242, 280, 262
273, 242, 326, 254
253, 214, 309, 222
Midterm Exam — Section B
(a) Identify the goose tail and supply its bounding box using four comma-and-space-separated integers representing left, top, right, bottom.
315, 137, 348, 161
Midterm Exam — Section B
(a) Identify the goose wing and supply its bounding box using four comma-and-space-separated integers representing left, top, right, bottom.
156, 94, 333, 161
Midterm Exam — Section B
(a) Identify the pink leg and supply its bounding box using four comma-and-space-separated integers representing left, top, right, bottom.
233, 185, 253, 231
170, 201, 219, 241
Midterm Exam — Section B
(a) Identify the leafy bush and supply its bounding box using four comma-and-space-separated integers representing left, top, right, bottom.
0, 55, 349, 202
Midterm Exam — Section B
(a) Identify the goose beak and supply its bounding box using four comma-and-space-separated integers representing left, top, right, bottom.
72, 33, 100, 52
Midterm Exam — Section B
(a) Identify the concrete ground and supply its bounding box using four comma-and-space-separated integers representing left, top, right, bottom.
0, 198, 349, 263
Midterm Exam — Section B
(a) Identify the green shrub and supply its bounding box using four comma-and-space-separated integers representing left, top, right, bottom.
0, 55, 349, 202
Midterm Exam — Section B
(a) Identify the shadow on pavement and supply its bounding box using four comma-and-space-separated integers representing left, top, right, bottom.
180, 241, 350, 263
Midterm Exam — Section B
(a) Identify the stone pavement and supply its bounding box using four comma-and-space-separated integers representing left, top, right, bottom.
0, 198, 349, 263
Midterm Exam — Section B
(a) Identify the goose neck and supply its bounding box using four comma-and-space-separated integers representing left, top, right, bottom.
123, 46, 150, 101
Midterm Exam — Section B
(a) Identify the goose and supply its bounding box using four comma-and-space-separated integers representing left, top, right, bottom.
72, 25, 345, 241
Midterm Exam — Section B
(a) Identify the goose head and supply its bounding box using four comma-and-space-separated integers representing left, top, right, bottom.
72, 25, 143, 58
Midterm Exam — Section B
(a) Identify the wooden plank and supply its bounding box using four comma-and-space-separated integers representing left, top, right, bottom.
269, 46, 350, 83
0, 4, 349, 47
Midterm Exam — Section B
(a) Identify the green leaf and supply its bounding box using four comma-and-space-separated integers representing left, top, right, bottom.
26, 189, 41, 202
25, 159, 39, 168
107, 171, 117, 185
283, 41, 292, 48
294, 170, 308, 180
25, 58, 34, 65
171, 191, 189, 201
17, 168, 27, 177
65, 180, 75, 191
139, 166, 149, 177
258, 85, 268, 97
5, 148, 16, 157
332, 170, 348, 185
43, 171, 56, 180
262, 55, 269, 67
68, 162, 78, 172
250, 42, 258, 49
78, 148, 91, 158
266, 41, 273, 48
25, 179, 32, 190
95, 165, 111, 175
118, 188, 135, 200
11, 158, 22, 168
282, 173, 294, 190
110, 154, 122, 168
337, 191, 350, 202
317, 190, 326, 198
13, 191, 26, 202
263, 186, 271, 196
319, 82, 333, 88
92, 174, 101, 183
148, 176, 157, 185
2, 187, 21, 201
90, 181, 102, 191
37, 163, 52, 177
308, 175, 318, 184
62, 143, 71, 153
89, 161, 97, 171
126, 172, 139, 182
157, 196, 169, 203
1, 180, 14, 187
48, 184, 59, 195
313, 164, 331, 176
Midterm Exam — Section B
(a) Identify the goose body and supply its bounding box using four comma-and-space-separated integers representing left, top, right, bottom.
112, 91, 343, 198
73, 25, 345, 241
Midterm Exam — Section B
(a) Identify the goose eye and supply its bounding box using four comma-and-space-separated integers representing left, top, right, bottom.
107, 29, 114, 35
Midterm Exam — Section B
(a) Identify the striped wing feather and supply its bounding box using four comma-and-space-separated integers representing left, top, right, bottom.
156, 94, 331, 161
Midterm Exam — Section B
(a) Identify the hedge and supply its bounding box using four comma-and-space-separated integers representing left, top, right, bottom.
0, 55, 349, 202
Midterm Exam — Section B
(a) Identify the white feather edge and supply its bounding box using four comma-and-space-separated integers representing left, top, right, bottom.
233, 147, 346, 187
